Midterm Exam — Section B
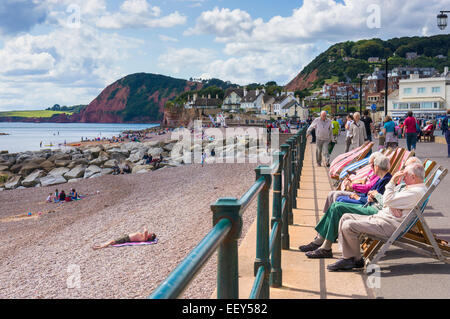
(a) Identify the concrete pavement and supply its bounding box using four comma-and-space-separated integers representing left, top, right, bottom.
225, 135, 450, 299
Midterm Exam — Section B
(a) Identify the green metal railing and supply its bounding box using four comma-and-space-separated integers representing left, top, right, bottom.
149, 127, 307, 299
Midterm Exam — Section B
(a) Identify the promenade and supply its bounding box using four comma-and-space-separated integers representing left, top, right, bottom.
234, 135, 450, 299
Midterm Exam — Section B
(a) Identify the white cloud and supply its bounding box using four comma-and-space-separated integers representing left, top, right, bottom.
159, 34, 179, 42
158, 48, 216, 74
182, 0, 449, 85
95, 0, 186, 29
0, 25, 142, 109
185, 7, 261, 37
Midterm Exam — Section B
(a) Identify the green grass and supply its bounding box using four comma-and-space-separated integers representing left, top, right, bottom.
0, 110, 73, 118
324, 76, 339, 84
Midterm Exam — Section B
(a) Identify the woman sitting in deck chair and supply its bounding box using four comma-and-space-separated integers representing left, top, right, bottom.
299, 155, 393, 259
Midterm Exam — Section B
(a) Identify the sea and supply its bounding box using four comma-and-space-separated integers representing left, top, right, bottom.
0, 122, 160, 154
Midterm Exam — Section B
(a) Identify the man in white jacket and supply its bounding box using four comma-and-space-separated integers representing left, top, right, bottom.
307, 111, 332, 167
328, 163, 427, 271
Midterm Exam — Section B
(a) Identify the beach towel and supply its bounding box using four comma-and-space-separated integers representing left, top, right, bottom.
112, 238, 158, 247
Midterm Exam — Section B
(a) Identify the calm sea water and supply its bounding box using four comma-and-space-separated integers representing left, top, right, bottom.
0, 122, 159, 153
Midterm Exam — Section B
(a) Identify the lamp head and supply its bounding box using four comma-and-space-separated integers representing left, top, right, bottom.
437, 12, 448, 30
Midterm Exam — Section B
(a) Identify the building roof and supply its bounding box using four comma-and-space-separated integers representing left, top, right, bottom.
241, 90, 263, 103
224, 88, 244, 98
192, 98, 222, 107
263, 94, 275, 103
282, 100, 301, 110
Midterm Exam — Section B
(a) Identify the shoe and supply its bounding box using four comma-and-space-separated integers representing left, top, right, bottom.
354, 257, 365, 268
305, 248, 333, 259
326, 162, 330, 167
327, 257, 360, 271
299, 242, 321, 252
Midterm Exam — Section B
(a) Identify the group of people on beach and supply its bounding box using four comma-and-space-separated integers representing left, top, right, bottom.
46, 188, 80, 203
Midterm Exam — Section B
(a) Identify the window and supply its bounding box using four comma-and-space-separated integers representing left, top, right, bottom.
421, 102, 433, 109
432, 87, 441, 93
417, 87, 426, 94
410, 103, 420, 109
403, 88, 412, 94
399, 103, 409, 109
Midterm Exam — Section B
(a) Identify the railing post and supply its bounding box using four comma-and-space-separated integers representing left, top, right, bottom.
211, 198, 243, 299
270, 152, 283, 288
281, 144, 290, 250
287, 138, 294, 225
254, 166, 272, 299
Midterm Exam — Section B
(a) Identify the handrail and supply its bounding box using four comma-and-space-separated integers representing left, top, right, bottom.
149, 127, 307, 299
238, 176, 266, 213
148, 218, 232, 299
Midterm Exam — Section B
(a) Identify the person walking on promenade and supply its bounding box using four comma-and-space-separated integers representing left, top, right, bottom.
350, 112, 366, 150
361, 110, 374, 142
383, 116, 398, 149
344, 114, 354, 152
403, 111, 418, 151
307, 111, 332, 167
442, 109, 450, 158
329, 117, 340, 155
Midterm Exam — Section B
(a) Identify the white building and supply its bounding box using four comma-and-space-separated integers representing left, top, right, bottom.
388, 67, 450, 119
273, 92, 297, 116
240, 89, 266, 111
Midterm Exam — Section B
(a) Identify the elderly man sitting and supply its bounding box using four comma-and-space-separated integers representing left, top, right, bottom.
327, 163, 427, 271
299, 154, 392, 258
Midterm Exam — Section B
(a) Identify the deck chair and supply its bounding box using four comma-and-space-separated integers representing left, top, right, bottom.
364, 166, 450, 266
330, 142, 374, 180
361, 159, 438, 254
337, 149, 395, 191
338, 149, 388, 180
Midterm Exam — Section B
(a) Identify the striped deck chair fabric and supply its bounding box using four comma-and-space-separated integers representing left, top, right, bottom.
329, 143, 373, 178
329, 143, 368, 173
339, 158, 370, 179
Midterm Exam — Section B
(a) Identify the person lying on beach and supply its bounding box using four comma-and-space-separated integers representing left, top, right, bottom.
92, 228, 156, 250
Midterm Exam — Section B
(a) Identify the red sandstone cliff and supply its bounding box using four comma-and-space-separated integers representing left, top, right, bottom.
285, 69, 319, 92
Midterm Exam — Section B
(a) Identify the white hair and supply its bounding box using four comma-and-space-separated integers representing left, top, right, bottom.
369, 152, 383, 163
405, 163, 425, 181
405, 157, 422, 167
374, 155, 391, 172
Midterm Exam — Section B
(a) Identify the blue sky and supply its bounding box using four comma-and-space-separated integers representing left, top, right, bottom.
0, 0, 448, 110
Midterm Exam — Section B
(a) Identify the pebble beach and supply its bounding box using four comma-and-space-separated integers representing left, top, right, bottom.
0, 161, 259, 298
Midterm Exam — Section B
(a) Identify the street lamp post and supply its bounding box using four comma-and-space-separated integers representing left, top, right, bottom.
437, 11, 449, 30
346, 88, 349, 114
384, 58, 389, 117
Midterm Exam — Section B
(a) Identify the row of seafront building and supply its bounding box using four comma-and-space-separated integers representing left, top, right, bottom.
184, 87, 308, 119
183, 65, 450, 121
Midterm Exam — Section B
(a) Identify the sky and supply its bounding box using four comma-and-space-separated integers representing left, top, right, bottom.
0, 0, 448, 111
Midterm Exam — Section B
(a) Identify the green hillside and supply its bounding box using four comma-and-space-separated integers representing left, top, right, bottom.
293, 34, 450, 90
0, 110, 73, 118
